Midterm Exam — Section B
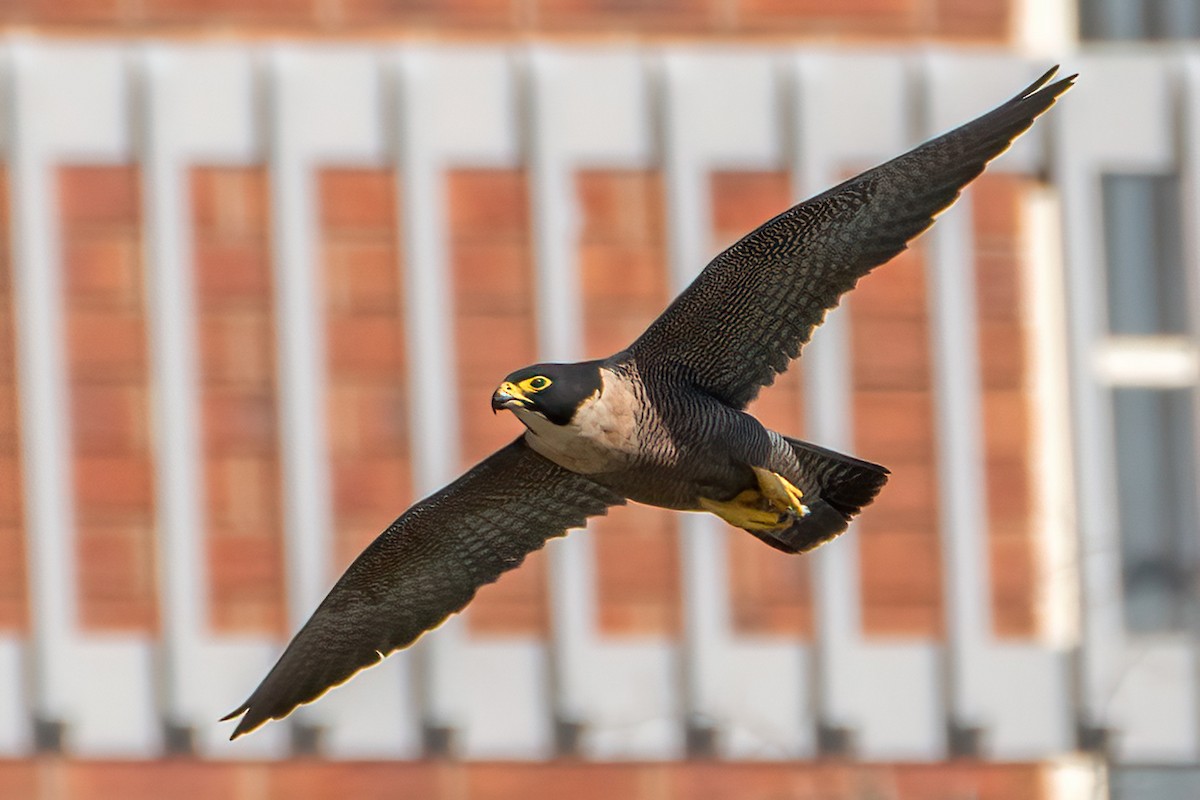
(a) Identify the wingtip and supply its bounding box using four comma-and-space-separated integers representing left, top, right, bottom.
220, 703, 260, 740
1037, 64, 1060, 83
220, 709, 243, 724
225, 715, 261, 741
1054, 67, 1080, 88
1041, 64, 1080, 92
1023, 64, 1077, 98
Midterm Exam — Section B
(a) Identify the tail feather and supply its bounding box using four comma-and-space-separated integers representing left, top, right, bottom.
748, 438, 889, 555
786, 437, 889, 519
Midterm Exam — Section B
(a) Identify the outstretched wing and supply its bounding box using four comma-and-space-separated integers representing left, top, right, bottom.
626, 66, 1074, 408
222, 438, 623, 739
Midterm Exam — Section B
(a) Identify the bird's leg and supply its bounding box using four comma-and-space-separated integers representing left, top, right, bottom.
698, 489, 785, 530
698, 469, 809, 532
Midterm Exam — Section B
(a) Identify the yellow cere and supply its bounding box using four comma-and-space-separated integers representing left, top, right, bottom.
519, 375, 552, 393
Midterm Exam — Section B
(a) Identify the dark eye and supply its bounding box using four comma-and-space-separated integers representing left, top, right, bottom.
529, 376, 549, 390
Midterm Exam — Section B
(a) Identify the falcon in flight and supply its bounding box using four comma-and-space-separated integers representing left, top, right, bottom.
224, 65, 1074, 738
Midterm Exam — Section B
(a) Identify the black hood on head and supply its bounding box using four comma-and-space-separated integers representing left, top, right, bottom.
499, 360, 605, 426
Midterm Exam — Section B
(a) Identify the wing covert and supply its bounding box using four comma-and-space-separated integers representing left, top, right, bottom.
626, 66, 1074, 408
222, 437, 623, 739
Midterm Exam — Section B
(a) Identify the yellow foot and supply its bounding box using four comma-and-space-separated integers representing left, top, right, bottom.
698, 470, 810, 532
751, 467, 808, 518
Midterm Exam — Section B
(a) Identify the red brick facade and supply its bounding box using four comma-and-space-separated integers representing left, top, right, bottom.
192, 166, 290, 635
0, 168, 24, 633
0, 1, 1057, 797
61, 166, 160, 633
0, 759, 1050, 800
0, 0, 1011, 39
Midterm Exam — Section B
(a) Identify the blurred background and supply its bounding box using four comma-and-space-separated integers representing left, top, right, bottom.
0, 1, 1196, 799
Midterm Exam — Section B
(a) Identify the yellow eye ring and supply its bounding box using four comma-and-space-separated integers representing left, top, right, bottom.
521, 375, 551, 393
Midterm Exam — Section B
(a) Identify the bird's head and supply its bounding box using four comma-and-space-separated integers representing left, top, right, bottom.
491, 361, 604, 426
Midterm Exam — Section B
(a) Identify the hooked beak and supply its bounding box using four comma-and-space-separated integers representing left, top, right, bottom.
491, 382, 530, 414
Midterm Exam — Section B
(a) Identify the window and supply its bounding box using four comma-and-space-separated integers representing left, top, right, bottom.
1113, 767, 1200, 800
1099, 174, 1199, 633
1080, 0, 1200, 40
1102, 175, 1188, 336
1112, 387, 1198, 632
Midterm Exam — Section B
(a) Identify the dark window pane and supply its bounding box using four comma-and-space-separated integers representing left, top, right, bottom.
1080, 0, 1148, 39
1081, 0, 1200, 40
1150, 0, 1200, 39
1113, 387, 1199, 632
1114, 767, 1200, 800
1102, 174, 1188, 335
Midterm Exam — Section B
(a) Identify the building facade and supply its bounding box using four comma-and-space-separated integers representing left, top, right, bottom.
0, 1, 1195, 798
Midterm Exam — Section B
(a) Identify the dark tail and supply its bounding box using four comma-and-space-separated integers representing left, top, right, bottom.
748, 438, 889, 555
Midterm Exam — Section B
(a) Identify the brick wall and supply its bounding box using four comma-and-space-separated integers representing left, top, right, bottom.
975, 174, 1038, 637
275, 164, 1047, 648
0, 759, 1050, 800
193, 166, 288, 634
318, 169, 412, 580
0, 169, 23, 632
4, 144, 1044, 772
61, 165, 159, 633
0, 0, 1012, 39
0, 1, 1054, 793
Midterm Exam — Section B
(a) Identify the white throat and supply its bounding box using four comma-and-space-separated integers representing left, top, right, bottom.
516, 368, 640, 474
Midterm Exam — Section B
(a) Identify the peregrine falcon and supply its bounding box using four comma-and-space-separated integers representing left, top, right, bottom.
224, 66, 1073, 738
